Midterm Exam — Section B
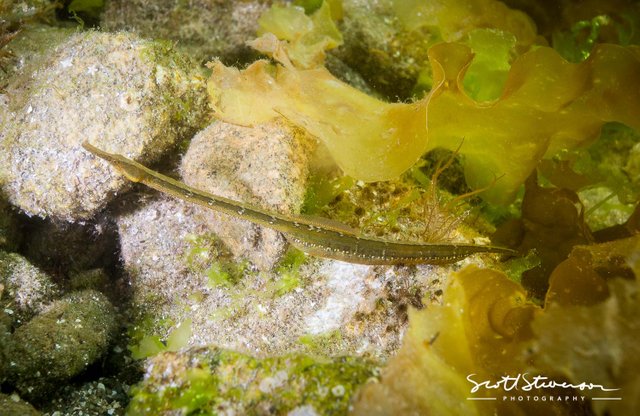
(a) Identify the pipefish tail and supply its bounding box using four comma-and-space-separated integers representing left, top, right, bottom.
82, 142, 515, 265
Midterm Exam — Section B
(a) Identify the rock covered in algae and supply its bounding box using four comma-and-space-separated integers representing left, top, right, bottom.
0, 31, 209, 221
0, 0, 56, 21
179, 120, 315, 270
117, 189, 456, 359
101, 0, 272, 64
0, 250, 59, 326
127, 346, 377, 415
0, 393, 41, 416
0, 308, 10, 384
68, 268, 112, 293
4, 290, 118, 401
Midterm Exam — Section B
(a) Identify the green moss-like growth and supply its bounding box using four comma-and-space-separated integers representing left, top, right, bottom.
183, 232, 249, 288
0, 393, 41, 416
298, 330, 344, 356
127, 346, 378, 415
140, 39, 210, 134
268, 248, 307, 296
129, 318, 192, 360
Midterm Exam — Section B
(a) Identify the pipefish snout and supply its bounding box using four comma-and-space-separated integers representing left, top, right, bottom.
82, 142, 515, 265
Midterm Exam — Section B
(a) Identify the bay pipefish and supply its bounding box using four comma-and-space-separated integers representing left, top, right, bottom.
82, 142, 514, 265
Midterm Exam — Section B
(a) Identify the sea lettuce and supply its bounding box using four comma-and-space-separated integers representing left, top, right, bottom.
254, 1, 342, 69
208, 39, 640, 204
391, 0, 537, 50
462, 28, 516, 101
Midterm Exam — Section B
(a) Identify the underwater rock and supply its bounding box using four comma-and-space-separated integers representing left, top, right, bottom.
127, 346, 377, 415
0, 392, 41, 416
0, 27, 72, 185
101, 0, 272, 64
0, 196, 21, 251
117, 195, 209, 317
5, 290, 118, 401
0, 251, 59, 327
179, 120, 315, 270
0, 31, 208, 221
23, 215, 117, 274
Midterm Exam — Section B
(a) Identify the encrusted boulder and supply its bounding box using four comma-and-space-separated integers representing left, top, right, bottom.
5, 290, 118, 401
0, 31, 208, 221
179, 120, 315, 270
0, 251, 59, 326
102, 0, 272, 64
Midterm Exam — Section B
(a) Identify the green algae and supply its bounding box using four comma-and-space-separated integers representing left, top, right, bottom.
182, 234, 309, 322
255, 0, 342, 69
209, 39, 640, 205
139, 39, 210, 136
268, 248, 308, 296
207, 0, 640, 207
391, 0, 537, 49
184, 233, 248, 289
130, 318, 192, 360
177, 235, 309, 323
298, 330, 344, 356
302, 174, 356, 215
462, 28, 516, 101
127, 347, 377, 415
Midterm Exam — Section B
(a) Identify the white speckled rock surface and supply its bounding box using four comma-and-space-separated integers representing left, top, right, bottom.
179, 120, 315, 270
0, 31, 208, 221
0, 251, 60, 326
101, 0, 272, 64
117, 195, 449, 360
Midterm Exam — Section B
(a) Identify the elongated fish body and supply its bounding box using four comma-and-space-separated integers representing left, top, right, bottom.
82, 142, 514, 265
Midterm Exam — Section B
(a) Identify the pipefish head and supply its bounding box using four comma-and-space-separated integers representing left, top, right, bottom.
82, 141, 147, 183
